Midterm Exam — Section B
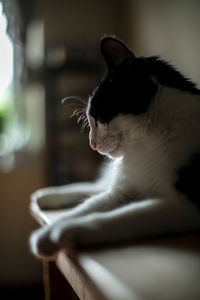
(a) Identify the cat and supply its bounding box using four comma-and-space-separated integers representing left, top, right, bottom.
30, 36, 200, 259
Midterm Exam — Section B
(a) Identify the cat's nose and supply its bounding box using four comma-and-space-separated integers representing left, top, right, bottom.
90, 141, 97, 151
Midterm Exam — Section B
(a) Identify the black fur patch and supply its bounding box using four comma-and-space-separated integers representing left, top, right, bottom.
89, 56, 200, 123
143, 56, 200, 94
89, 61, 157, 123
175, 154, 200, 209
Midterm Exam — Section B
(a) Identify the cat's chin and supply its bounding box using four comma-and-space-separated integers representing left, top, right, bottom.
98, 147, 123, 158
100, 153, 121, 159
108, 151, 123, 159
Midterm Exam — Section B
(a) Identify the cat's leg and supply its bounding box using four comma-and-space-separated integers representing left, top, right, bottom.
30, 197, 200, 259
51, 197, 200, 246
30, 190, 125, 258
31, 182, 106, 210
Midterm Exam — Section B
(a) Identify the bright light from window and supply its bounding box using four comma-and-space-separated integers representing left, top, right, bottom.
0, 3, 13, 95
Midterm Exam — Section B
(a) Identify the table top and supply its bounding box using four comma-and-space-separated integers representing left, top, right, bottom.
31, 203, 200, 300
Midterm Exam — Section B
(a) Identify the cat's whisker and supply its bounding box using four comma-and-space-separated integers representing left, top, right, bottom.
78, 114, 89, 132
81, 121, 89, 133
61, 96, 88, 106
70, 108, 86, 119
82, 118, 89, 128
61, 96, 89, 130
66, 103, 89, 133
77, 114, 87, 124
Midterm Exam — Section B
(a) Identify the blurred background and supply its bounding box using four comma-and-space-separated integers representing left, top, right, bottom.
0, 0, 200, 299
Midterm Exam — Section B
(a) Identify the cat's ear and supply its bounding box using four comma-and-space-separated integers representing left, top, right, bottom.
100, 36, 134, 70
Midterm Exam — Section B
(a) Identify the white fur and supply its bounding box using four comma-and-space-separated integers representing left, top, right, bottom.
30, 85, 200, 259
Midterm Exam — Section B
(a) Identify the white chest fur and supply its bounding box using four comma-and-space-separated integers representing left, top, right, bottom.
112, 87, 200, 200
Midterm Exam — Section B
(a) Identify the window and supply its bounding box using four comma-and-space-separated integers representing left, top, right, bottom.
0, 4, 29, 171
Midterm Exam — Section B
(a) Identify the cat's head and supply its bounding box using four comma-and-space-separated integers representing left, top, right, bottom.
86, 36, 158, 158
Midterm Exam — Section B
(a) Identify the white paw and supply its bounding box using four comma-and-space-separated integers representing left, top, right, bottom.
51, 222, 80, 246
30, 226, 59, 259
50, 219, 98, 248
30, 218, 99, 260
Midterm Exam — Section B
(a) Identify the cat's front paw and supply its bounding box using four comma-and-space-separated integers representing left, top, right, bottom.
30, 221, 82, 259
30, 226, 60, 259
30, 218, 99, 259
50, 218, 98, 248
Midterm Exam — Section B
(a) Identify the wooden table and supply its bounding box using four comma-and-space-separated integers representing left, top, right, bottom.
31, 203, 200, 300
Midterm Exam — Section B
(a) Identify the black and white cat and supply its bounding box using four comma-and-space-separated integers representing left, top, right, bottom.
30, 36, 200, 259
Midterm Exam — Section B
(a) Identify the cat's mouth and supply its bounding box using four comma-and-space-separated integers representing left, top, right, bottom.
97, 136, 122, 157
